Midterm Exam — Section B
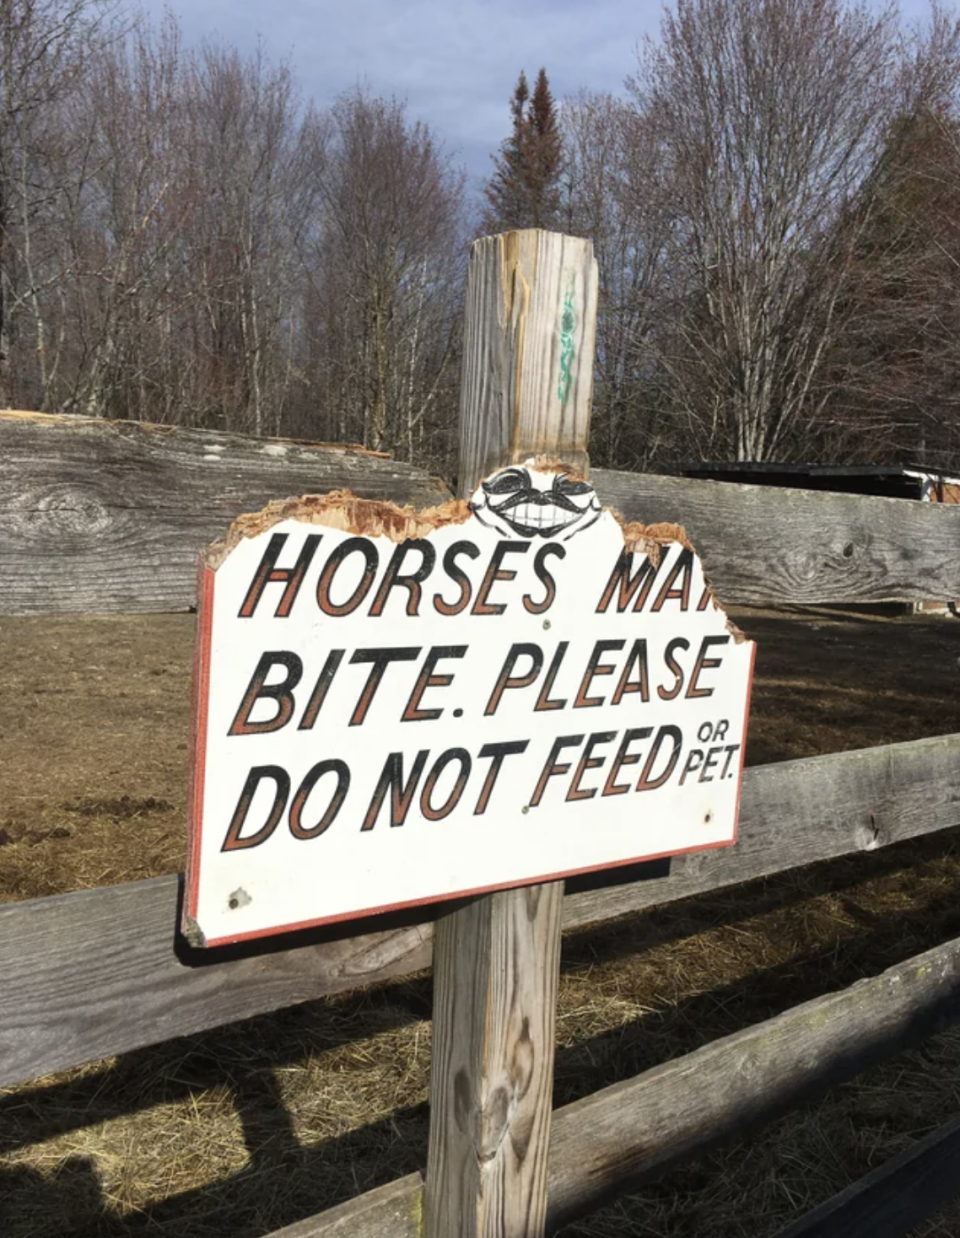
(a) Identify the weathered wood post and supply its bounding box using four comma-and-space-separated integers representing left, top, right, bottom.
424, 229, 599, 1237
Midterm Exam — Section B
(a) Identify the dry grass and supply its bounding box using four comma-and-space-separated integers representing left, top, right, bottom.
2, 605, 960, 1236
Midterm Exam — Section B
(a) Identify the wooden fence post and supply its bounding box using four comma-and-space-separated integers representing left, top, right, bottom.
424, 229, 599, 1238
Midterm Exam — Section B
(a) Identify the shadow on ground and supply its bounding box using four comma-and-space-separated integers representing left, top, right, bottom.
4, 821, 960, 1237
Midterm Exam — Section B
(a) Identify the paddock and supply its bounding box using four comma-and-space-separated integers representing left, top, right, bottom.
3, 228, 960, 1237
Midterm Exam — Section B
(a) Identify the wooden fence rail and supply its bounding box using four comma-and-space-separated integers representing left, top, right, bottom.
4, 461, 960, 1231
4, 236, 960, 1233
593, 468, 960, 608
770, 1113, 960, 1238
4, 412, 960, 614
3, 732, 959, 1091
261, 926, 960, 1236
0, 411, 450, 615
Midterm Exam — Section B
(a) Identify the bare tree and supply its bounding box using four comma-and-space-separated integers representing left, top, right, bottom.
181, 40, 317, 434
630, 0, 901, 462
824, 5, 960, 470
1, 13, 467, 462
57, 14, 195, 419
0, 0, 112, 406
304, 89, 467, 467
33, 19, 319, 430
561, 90, 675, 469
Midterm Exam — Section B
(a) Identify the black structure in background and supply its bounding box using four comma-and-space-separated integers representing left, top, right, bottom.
679, 461, 960, 502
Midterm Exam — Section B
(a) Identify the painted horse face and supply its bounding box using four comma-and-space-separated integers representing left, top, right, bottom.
470, 466, 601, 540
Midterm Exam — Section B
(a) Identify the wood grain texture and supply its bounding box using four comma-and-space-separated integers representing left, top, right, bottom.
0, 875, 433, 1088
457, 230, 598, 492
1, 735, 957, 1090
422, 228, 598, 1238
264, 1174, 423, 1238
0, 411, 451, 615
770, 1113, 960, 1238
593, 468, 960, 606
227, 933, 960, 1238
424, 884, 563, 1238
563, 731, 960, 930
545, 931, 960, 1228
5, 416, 960, 613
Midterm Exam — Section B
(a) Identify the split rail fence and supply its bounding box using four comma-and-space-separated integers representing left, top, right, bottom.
3, 232, 960, 1237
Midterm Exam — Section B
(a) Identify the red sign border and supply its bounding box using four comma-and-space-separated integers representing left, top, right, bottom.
184, 558, 757, 949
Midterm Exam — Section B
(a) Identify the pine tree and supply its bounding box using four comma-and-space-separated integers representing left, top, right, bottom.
526, 68, 563, 227
483, 68, 563, 232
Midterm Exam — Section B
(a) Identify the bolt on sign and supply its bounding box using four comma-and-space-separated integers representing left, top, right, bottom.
184, 467, 756, 947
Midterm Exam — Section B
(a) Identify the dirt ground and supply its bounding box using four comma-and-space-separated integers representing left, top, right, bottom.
2, 606, 960, 1236
1, 605, 958, 903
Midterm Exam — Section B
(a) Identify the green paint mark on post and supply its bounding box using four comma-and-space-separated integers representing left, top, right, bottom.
558, 275, 576, 403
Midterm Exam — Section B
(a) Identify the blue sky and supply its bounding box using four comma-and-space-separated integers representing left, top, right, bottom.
142, 0, 660, 184
144, 0, 937, 188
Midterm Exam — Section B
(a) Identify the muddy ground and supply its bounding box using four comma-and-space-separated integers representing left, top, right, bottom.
2, 606, 960, 1238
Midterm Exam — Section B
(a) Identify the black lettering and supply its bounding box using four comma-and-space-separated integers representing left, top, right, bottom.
316, 537, 379, 616
611, 639, 650, 705
348, 647, 420, 726
700, 746, 722, 782
472, 542, 529, 615
239, 532, 321, 618
651, 547, 695, 612
420, 748, 472, 821
297, 649, 345, 730
229, 652, 303, 736
530, 734, 584, 807
679, 748, 705, 786
720, 744, 741, 779
636, 726, 683, 791
574, 639, 624, 708
434, 541, 480, 616
686, 635, 730, 699
602, 727, 652, 796
221, 765, 290, 851
289, 760, 350, 838
485, 643, 543, 716
567, 731, 617, 801
369, 540, 437, 617
535, 642, 569, 712
523, 544, 565, 614
402, 646, 467, 722
474, 740, 529, 815
657, 638, 689, 701
595, 549, 659, 613
361, 750, 429, 830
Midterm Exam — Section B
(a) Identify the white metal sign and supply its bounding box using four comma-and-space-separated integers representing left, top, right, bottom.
185, 468, 755, 946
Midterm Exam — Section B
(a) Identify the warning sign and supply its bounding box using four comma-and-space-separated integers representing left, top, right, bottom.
185, 467, 755, 946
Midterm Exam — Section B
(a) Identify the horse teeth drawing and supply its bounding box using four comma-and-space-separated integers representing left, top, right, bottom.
469, 465, 602, 540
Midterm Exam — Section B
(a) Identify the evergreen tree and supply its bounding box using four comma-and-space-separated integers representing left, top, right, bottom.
823, 109, 960, 467
483, 68, 563, 232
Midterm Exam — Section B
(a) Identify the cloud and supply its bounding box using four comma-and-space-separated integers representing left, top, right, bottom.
141, 0, 660, 178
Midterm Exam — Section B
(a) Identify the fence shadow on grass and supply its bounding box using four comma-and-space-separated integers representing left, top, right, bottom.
3, 826, 960, 1236
0, 1157, 105, 1238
